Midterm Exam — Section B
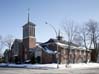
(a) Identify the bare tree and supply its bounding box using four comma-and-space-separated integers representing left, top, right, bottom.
76, 25, 90, 63
77, 19, 99, 62
0, 35, 3, 52
85, 20, 99, 62
63, 20, 77, 65
3, 35, 14, 63
4, 35, 14, 50
86, 20, 99, 48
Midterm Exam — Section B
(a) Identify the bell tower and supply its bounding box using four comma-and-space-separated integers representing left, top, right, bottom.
23, 9, 36, 55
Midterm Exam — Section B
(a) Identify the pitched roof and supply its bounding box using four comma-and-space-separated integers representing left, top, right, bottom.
41, 38, 79, 47
23, 21, 36, 27
36, 44, 56, 54
11, 39, 22, 48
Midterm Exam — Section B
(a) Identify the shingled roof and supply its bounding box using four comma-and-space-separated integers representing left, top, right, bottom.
41, 38, 79, 47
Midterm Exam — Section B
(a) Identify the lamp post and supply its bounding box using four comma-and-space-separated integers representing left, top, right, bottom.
45, 22, 57, 37
56, 44, 59, 68
45, 22, 59, 68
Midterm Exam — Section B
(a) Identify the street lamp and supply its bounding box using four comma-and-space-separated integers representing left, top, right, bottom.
56, 44, 59, 68
45, 22, 59, 68
45, 22, 57, 37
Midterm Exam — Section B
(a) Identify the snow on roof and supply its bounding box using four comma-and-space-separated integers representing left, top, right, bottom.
37, 42, 89, 51
70, 46, 78, 49
36, 44, 55, 54
56, 42, 68, 48
36, 44, 39, 46
44, 47, 55, 54
36, 44, 42, 49
56, 42, 78, 49
56, 42, 88, 51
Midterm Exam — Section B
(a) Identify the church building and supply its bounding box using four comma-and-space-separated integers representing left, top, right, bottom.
4, 12, 91, 64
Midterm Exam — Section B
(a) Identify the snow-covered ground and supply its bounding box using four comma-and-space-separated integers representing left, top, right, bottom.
69, 63, 99, 69
0, 63, 99, 69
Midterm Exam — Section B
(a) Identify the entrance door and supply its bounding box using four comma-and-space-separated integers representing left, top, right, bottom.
36, 56, 41, 63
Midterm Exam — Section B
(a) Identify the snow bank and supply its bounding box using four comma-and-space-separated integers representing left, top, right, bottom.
0, 63, 7, 66
8, 64, 25, 68
24, 64, 58, 69
69, 63, 99, 69
1, 63, 99, 69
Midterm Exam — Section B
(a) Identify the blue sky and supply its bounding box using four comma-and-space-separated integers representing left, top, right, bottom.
0, 0, 99, 43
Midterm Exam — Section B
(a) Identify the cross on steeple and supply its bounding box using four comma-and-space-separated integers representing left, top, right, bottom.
28, 8, 30, 23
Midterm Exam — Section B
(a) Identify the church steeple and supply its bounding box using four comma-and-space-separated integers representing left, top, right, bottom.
57, 30, 63, 41
28, 8, 30, 23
